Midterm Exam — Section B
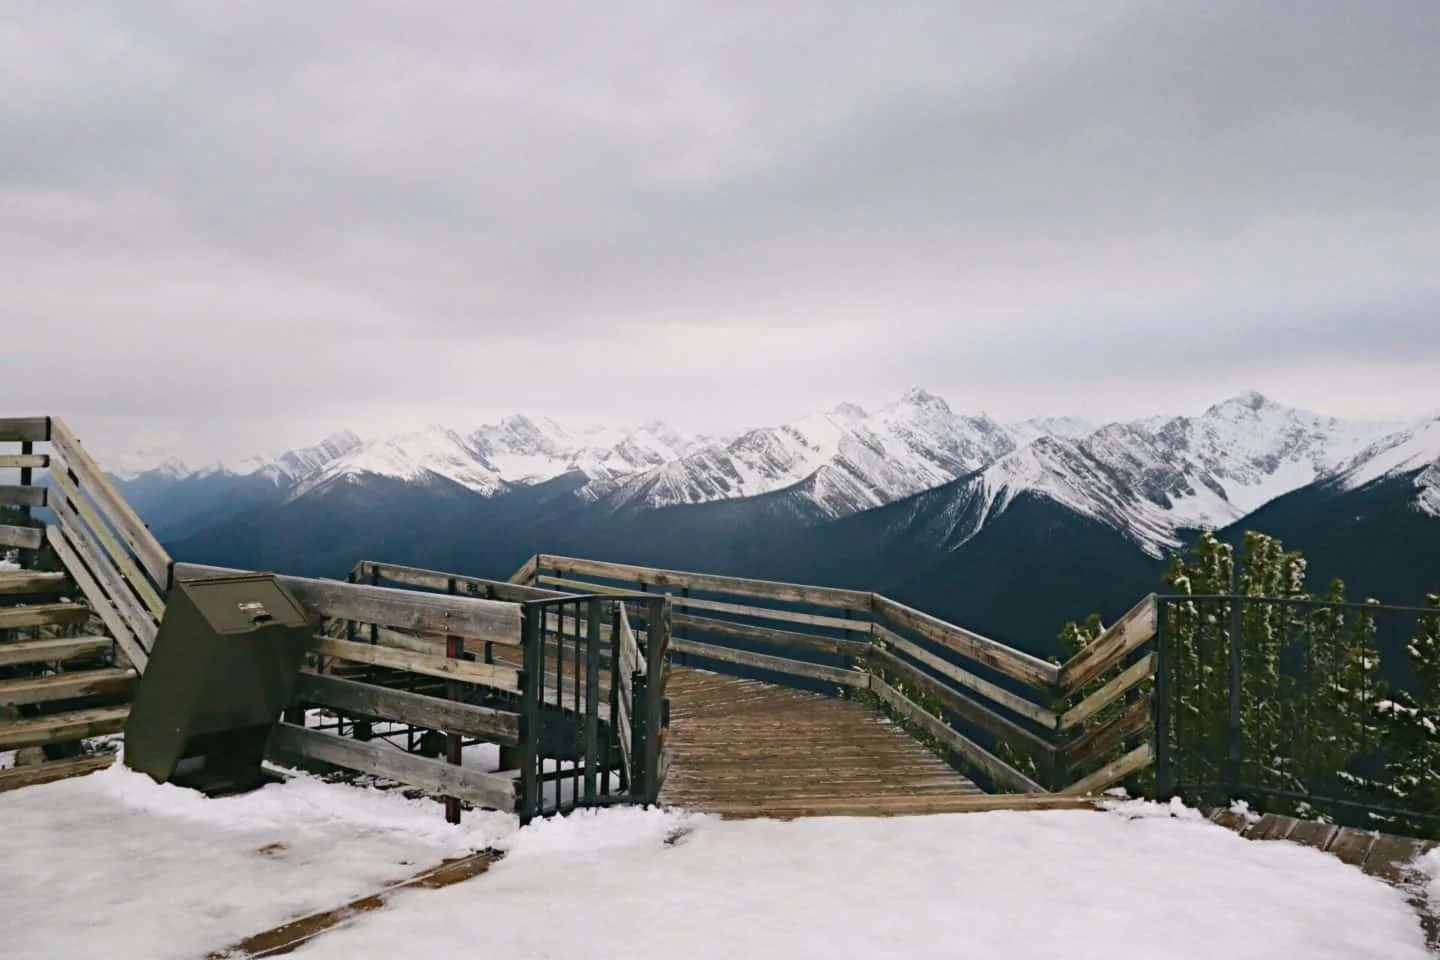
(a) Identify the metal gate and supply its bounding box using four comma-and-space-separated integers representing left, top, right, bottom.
517, 595, 670, 821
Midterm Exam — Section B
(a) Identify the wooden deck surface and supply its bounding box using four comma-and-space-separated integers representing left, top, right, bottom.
659, 667, 992, 817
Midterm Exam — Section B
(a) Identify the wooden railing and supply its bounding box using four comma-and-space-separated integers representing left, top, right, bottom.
2, 413, 1152, 808
514, 554, 1158, 797
352, 561, 671, 802
164, 558, 672, 822
1, 416, 173, 672
175, 561, 523, 818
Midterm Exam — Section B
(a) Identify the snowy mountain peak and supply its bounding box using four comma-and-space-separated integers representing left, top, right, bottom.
106, 451, 193, 482
271, 430, 364, 481
1207, 390, 1279, 416
898, 387, 947, 408
291, 425, 504, 499
106, 390, 1429, 543
829, 402, 870, 421
1004, 416, 1098, 447
152, 456, 192, 480
929, 396, 1422, 558
600, 388, 1017, 517
1333, 417, 1440, 517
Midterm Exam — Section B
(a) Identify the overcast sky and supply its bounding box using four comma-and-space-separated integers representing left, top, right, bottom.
3, 1, 1437, 462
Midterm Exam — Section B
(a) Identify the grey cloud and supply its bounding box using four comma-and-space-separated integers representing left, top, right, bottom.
0, 1, 1436, 460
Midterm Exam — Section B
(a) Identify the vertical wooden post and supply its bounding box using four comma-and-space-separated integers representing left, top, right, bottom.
841, 607, 856, 699
345, 570, 358, 644
369, 565, 380, 645
444, 576, 463, 824
1047, 676, 1071, 792
678, 586, 689, 667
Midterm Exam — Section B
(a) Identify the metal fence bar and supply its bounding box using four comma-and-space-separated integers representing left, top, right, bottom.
1153, 599, 1171, 798
1227, 596, 1243, 799
584, 599, 603, 803
606, 604, 622, 796
519, 604, 543, 823
643, 596, 669, 804
1158, 593, 1438, 832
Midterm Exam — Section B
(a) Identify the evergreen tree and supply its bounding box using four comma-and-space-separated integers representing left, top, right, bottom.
1372, 596, 1440, 834
1163, 532, 1234, 787
1233, 532, 1312, 794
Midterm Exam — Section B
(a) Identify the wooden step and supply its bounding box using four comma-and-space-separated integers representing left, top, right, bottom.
0, 705, 130, 750
0, 636, 113, 668
0, 667, 137, 707
0, 571, 69, 597
0, 602, 90, 630
0, 753, 115, 793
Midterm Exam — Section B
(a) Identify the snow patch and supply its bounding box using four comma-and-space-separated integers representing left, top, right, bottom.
89, 762, 511, 850
1334, 418, 1440, 496
0, 765, 513, 960
293, 804, 1428, 960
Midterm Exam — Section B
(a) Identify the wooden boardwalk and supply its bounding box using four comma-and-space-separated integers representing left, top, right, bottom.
659, 667, 1000, 818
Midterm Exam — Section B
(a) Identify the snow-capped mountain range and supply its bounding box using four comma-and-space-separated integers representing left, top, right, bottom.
112, 389, 1439, 556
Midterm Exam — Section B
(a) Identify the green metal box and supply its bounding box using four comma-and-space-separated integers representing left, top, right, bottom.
123, 573, 315, 795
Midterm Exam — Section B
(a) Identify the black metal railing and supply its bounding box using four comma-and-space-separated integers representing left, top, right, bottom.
516, 595, 670, 822
1154, 593, 1440, 834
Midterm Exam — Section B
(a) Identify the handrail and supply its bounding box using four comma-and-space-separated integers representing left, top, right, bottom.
871, 594, 1059, 690
1056, 595, 1157, 692
356, 559, 570, 603
3, 412, 1165, 804
49, 417, 172, 591
175, 561, 522, 645
526, 551, 1163, 796
1, 416, 173, 673
537, 554, 874, 611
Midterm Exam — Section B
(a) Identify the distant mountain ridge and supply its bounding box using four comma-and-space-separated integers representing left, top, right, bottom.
113, 389, 1438, 657
114, 389, 1432, 550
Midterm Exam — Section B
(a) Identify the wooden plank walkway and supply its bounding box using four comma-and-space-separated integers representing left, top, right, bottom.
659, 667, 998, 818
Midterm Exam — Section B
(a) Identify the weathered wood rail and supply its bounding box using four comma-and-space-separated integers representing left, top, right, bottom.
1, 417, 164, 791
174, 560, 675, 823
1, 416, 172, 672
515, 554, 1161, 799
1, 413, 1156, 818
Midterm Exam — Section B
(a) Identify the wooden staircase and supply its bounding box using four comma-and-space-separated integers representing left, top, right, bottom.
1, 416, 169, 792
0, 568, 138, 791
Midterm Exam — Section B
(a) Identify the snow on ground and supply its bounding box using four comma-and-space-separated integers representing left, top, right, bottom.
1417, 846, 1440, 917
285, 801, 1429, 960
1, 772, 1430, 960
0, 763, 514, 960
